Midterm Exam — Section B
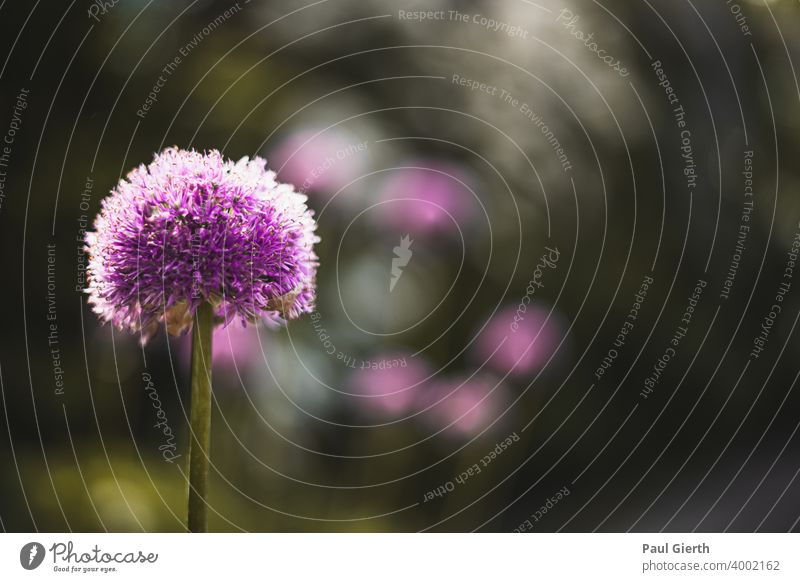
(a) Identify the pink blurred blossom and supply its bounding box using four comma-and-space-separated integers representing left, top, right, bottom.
174, 323, 263, 371
269, 128, 367, 198
348, 354, 430, 415
423, 374, 502, 437
212, 323, 263, 369
375, 163, 477, 234
474, 304, 562, 377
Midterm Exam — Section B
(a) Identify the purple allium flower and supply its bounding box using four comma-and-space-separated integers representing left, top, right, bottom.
85, 148, 319, 341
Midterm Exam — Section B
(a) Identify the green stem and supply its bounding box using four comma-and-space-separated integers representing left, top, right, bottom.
188, 301, 213, 532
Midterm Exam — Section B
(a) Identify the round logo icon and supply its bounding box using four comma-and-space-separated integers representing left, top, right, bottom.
20, 542, 46, 570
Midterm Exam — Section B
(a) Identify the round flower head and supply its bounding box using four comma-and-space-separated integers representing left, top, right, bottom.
85, 147, 319, 341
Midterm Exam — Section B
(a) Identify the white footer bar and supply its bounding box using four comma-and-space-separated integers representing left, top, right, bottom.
1, 533, 796, 581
